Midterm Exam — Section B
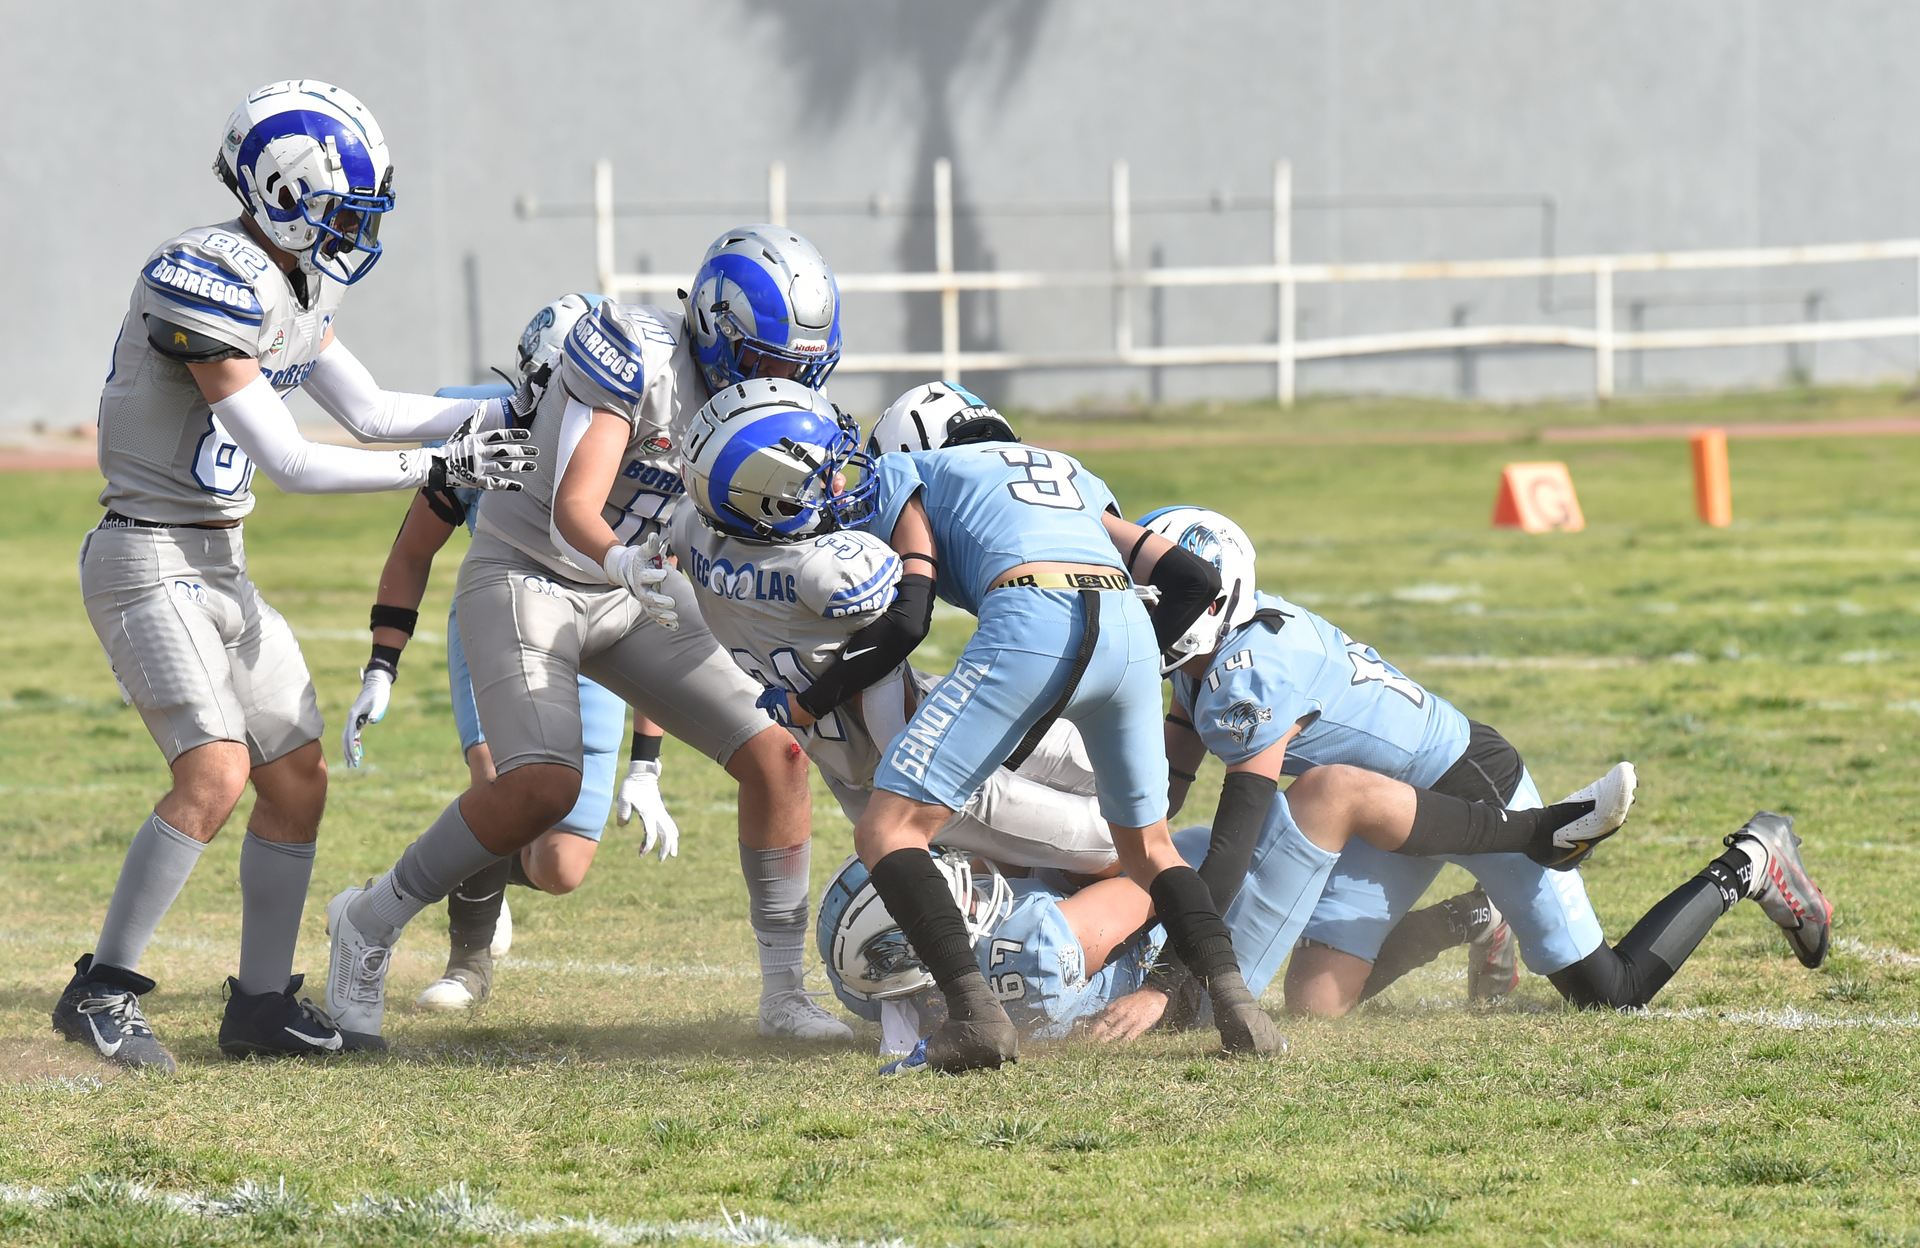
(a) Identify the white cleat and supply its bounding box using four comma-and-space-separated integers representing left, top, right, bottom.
759, 989, 855, 1042
415, 975, 479, 1012
325, 884, 394, 1038
489, 899, 513, 959
1532, 761, 1637, 869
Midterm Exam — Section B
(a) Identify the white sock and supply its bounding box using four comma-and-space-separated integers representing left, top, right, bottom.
755, 927, 807, 998
1730, 835, 1770, 897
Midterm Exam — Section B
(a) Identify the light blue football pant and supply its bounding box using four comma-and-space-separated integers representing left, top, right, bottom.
447, 600, 625, 840
1296, 769, 1606, 975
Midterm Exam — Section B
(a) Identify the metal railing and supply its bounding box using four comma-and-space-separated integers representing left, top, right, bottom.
591, 158, 1920, 406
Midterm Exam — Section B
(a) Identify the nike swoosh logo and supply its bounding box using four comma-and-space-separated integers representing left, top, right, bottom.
285, 1025, 344, 1051
87, 1016, 122, 1057
842, 645, 877, 659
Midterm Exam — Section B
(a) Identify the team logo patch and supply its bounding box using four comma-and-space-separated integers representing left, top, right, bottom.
642, 434, 672, 455
266, 329, 285, 356
1216, 698, 1273, 748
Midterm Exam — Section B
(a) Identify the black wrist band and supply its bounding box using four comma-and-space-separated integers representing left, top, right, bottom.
899, 552, 938, 571
631, 731, 662, 764
1169, 766, 1197, 783
370, 604, 419, 636
366, 644, 402, 680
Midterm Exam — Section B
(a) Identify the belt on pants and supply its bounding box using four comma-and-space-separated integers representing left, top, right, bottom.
989, 570, 1129, 592
98, 511, 238, 532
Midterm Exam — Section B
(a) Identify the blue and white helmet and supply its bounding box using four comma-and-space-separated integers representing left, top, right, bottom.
213, 80, 395, 285
817, 850, 1015, 1010
1137, 506, 1260, 673
685, 226, 841, 391
681, 377, 874, 541
868, 380, 1018, 455
517, 292, 605, 385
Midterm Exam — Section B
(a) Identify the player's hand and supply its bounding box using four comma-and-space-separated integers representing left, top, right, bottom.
1087, 986, 1170, 1043
617, 759, 680, 861
342, 667, 393, 768
603, 534, 679, 630
428, 425, 538, 492
755, 685, 813, 729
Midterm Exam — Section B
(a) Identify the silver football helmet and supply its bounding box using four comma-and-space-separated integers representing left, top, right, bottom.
817, 850, 1015, 1005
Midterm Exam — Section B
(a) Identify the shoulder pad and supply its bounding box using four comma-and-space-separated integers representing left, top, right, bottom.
559, 303, 659, 419
144, 315, 249, 364
801, 531, 903, 619
140, 242, 265, 332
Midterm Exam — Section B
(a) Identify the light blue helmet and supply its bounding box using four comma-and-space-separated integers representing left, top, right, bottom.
817, 851, 1013, 1014
681, 377, 873, 541
685, 226, 841, 392
213, 80, 395, 285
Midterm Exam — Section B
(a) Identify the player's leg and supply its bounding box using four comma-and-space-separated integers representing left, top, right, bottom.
327, 541, 586, 1036
581, 578, 841, 1040
1549, 811, 1831, 1008
516, 675, 624, 894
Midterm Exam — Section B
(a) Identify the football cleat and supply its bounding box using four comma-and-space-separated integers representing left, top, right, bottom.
489, 898, 513, 959
759, 989, 855, 1041
1466, 894, 1520, 1002
324, 884, 393, 1037
1208, 969, 1286, 1057
879, 1037, 930, 1076
51, 955, 176, 1073
219, 975, 384, 1057
1531, 762, 1637, 869
415, 947, 493, 1013
1730, 811, 1832, 969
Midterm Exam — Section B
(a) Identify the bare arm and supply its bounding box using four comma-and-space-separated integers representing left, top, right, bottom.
552, 408, 631, 568
371, 493, 459, 654
1057, 877, 1155, 972
1102, 511, 1174, 580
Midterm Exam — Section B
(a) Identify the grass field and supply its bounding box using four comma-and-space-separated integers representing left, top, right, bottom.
4, 387, 1920, 1246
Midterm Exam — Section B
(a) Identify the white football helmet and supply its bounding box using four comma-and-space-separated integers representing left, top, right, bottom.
868, 381, 1018, 455
685, 226, 841, 392
516, 292, 605, 387
213, 81, 395, 285
1137, 506, 1260, 673
681, 378, 874, 540
817, 850, 1015, 1006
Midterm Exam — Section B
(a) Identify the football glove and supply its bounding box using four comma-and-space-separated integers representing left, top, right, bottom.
756, 685, 793, 727
342, 667, 393, 767
617, 759, 680, 861
426, 410, 538, 492
603, 533, 679, 630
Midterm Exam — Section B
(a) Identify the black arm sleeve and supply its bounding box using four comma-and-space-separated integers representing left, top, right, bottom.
144, 315, 248, 364
794, 574, 936, 719
1146, 543, 1224, 657
1196, 770, 1279, 913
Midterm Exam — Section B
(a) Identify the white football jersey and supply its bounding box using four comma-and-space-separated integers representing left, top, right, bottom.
97, 220, 345, 524
671, 506, 904, 788
478, 300, 701, 580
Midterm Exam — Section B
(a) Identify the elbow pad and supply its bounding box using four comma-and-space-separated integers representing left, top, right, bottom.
796, 574, 935, 718
1146, 543, 1224, 657
1195, 770, 1278, 913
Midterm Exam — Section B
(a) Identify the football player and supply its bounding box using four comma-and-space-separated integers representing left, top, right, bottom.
60, 81, 536, 1071
341, 293, 682, 1011
686, 379, 1278, 1070
323, 229, 855, 1044
1105, 507, 1830, 1034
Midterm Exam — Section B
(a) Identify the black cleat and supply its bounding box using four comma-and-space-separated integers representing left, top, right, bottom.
924, 974, 1017, 1073
1208, 969, 1285, 1057
51, 954, 177, 1073
219, 974, 386, 1058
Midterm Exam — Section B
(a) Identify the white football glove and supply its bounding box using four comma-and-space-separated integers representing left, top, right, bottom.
603, 533, 679, 630
342, 667, 393, 768
427, 416, 538, 492
617, 758, 680, 861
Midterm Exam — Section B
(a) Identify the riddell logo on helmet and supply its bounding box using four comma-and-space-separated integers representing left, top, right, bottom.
792, 340, 827, 355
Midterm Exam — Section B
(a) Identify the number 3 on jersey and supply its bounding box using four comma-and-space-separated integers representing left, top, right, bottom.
999, 447, 1083, 510
192, 413, 253, 496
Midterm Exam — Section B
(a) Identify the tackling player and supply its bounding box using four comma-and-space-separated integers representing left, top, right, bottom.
59, 81, 536, 1071
323, 229, 855, 1044
342, 294, 682, 1011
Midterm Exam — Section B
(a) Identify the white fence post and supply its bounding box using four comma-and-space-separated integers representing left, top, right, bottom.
1274, 160, 1295, 408
934, 158, 959, 384
1112, 160, 1132, 357
594, 158, 615, 299
767, 161, 787, 228
1593, 262, 1615, 403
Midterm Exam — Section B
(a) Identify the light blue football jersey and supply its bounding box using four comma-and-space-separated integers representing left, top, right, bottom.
1170, 591, 1471, 788
861, 445, 1126, 615
976, 878, 1161, 1040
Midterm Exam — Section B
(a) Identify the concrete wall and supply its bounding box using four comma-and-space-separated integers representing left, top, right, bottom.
6, 0, 1919, 430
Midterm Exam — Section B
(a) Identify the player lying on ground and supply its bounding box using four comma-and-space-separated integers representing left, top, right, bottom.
59, 81, 536, 1071
342, 294, 682, 1011
1112, 507, 1829, 1032
685, 380, 1283, 1068
324, 230, 854, 1043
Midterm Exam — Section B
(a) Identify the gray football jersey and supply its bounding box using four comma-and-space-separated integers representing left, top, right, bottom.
671, 506, 904, 788
477, 300, 698, 581
96, 220, 345, 525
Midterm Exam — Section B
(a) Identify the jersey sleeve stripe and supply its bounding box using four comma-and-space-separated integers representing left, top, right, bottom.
562, 316, 646, 404
824, 556, 904, 611
143, 252, 264, 327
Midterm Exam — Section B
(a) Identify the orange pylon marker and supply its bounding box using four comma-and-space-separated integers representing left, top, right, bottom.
1492, 462, 1585, 533
1691, 428, 1732, 527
